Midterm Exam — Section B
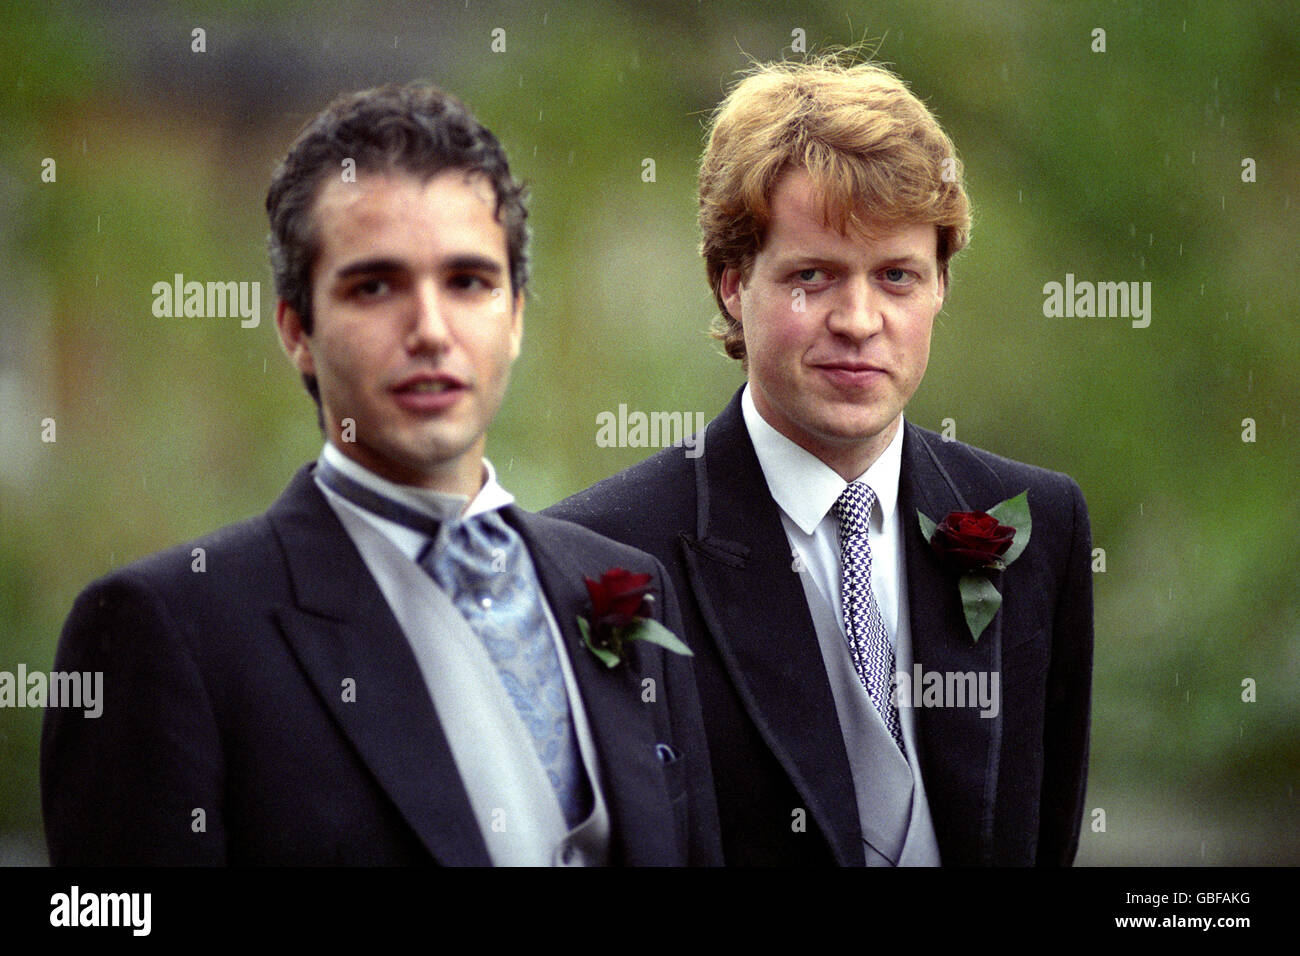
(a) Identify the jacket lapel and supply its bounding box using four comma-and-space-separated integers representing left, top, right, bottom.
267, 465, 491, 866
681, 391, 863, 865
505, 508, 680, 865
900, 424, 1003, 865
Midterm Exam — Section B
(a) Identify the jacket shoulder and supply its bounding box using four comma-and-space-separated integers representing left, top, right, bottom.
907, 422, 1087, 515
84, 511, 279, 595
62, 508, 293, 650
515, 506, 677, 572
544, 443, 697, 541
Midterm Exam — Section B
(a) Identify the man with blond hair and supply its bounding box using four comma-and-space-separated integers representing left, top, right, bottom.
550, 58, 1093, 866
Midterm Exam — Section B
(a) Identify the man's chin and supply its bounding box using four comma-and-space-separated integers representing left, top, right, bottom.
333, 430, 476, 485
807, 409, 901, 446
795, 414, 898, 461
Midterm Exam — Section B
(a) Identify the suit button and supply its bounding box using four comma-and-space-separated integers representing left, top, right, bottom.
558, 844, 577, 865
480, 596, 493, 610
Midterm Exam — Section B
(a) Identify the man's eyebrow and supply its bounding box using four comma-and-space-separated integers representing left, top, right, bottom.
770, 252, 852, 269
443, 254, 505, 277
770, 251, 934, 270
332, 255, 506, 280
333, 257, 406, 280
878, 254, 935, 271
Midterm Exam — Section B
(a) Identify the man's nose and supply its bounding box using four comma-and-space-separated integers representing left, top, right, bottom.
826, 273, 884, 340
407, 280, 451, 350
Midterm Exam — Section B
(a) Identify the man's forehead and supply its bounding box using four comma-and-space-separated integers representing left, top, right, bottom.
313, 168, 491, 216
308, 168, 505, 262
765, 216, 938, 267
765, 166, 938, 257
300, 173, 510, 296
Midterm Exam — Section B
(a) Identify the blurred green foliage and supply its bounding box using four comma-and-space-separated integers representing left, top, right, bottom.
2, 0, 1296, 863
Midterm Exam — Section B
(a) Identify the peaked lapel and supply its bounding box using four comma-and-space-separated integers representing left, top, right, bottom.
681, 392, 863, 866
266, 465, 491, 866
504, 508, 681, 866
899, 423, 1004, 865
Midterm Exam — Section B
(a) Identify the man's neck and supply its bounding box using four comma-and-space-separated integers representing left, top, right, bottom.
322, 441, 481, 517
747, 392, 901, 481
324, 441, 485, 501
814, 417, 900, 482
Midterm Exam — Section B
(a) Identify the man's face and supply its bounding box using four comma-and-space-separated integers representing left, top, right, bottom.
277, 169, 522, 494
720, 166, 945, 479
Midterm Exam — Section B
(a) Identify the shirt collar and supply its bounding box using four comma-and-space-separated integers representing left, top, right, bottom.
320, 441, 514, 525
740, 383, 904, 535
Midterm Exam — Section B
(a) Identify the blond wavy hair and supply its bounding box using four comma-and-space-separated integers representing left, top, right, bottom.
699, 56, 972, 361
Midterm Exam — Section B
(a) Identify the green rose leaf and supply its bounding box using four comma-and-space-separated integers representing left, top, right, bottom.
958, 572, 1003, 643
987, 490, 1031, 566
917, 510, 938, 544
577, 615, 621, 669
623, 617, 693, 657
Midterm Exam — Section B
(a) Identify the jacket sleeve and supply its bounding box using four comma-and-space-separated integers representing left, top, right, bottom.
41, 571, 226, 865
1036, 479, 1094, 865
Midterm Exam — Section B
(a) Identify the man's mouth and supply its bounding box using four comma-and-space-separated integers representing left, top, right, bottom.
813, 362, 887, 388
815, 359, 886, 372
391, 373, 468, 410
392, 371, 467, 391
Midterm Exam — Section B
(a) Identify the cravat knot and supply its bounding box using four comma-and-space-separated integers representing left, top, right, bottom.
419, 513, 510, 604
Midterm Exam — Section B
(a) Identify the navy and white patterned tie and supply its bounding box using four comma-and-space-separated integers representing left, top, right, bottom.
316, 460, 590, 826
834, 482, 906, 753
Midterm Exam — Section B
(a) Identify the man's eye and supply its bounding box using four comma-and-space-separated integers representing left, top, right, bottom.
796, 268, 827, 283
882, 267, 912, 284
353, 278, 391, 298
452, 274, 492, 291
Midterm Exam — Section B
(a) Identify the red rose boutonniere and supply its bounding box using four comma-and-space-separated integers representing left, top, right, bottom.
577, 568, 693, 668
917, 491, 1032, 642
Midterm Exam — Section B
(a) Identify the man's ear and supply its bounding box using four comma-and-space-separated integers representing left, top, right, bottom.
507, 290, 524, 362
719, 266, 744, 323
276, 299, 315, 375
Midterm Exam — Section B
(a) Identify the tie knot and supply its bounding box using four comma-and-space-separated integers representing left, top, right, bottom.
834, 482, 876, 538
